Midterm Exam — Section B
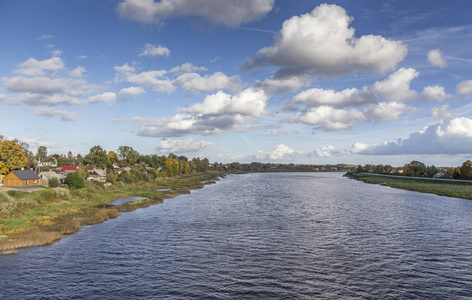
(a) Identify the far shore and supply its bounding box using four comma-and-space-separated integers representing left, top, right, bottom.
345, 172, 472, 200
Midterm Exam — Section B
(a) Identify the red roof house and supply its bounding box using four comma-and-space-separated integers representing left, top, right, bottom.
60, 165, 79, 174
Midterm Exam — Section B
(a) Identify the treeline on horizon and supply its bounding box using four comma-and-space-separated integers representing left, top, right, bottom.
357, 160, 472, 180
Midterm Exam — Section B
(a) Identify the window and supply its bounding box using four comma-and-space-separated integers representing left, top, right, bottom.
26, 180, 28, 185
33, 180, 37, 184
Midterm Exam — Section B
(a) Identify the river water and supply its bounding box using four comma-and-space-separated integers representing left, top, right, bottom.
1, 172, 472, 299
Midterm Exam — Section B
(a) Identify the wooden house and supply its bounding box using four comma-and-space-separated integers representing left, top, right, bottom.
4, 170, 40, 188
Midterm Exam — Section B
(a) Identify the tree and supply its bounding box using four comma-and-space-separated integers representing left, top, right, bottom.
108, 151, 118, 164
408, 161, 426, 177
181, 160, 190, 174
67, 151, 73, 159
460, 160, 472, 180
64, 172, 86, 189
117, 146, 138, 167
165, 158, 179, 177
0, 140, 28, 174
84, 145, 110, 168
37, 146, 48, 162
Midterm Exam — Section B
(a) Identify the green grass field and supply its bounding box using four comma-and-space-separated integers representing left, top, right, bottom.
345, 172, 472, 200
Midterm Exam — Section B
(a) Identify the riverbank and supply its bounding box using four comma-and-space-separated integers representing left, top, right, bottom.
345, 172, 472, 200
0, 171, 226, 254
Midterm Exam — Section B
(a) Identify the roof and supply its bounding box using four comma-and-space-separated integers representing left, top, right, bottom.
11, 170, 40, 180
60, 165, 79, 173
40, 171, 65, 180
89, 168, 106, 177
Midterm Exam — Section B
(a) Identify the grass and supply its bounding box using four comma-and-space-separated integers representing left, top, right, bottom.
0, 171, 225, 254
345, 172, 472, 200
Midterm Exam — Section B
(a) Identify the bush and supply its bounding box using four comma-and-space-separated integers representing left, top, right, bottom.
6, 190, 28, 199
0, 191, 17, 216
64, 172, 86, 189
16, 197, 39, 211
51, 187, 71, 200
49, 177, 60, 188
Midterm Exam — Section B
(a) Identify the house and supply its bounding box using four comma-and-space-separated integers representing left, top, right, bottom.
60, 165, 79, 175
38, 158, 58, 168
39, 171, 65, 186
86, 165, 107, 182
3, 170, 40, 188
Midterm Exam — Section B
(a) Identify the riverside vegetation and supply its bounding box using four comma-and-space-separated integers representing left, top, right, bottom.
0, 171, 224, 254
345, 172, 472, 200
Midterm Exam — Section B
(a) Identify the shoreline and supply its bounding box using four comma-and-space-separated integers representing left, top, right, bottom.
0, 172, 227, 255
344, 172, 472, 200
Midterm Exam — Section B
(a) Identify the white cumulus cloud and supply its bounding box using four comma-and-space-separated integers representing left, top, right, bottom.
119, 86, 146, 96
292, 87, 376, 108
371, 68, 418, 101
457, 80, 472, 96
289, 106, 369, 131
26, 106, 77, 121
156, 138, 213, 153
427, 49, 447, 68
139, 43, 170, 57
242, 4, 407, 78
351, 117, 472, 155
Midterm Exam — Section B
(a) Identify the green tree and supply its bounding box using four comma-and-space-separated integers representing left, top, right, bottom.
84, 145, 110, 168
64, 172, 86, 189
49, 177, 60, 188
117, 146, 138, 167
108, 151, 118, 164
37, 146, 48, 162
408, 161, 426, 177
0, 140, 28, 174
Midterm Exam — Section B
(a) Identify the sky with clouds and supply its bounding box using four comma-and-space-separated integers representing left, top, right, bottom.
1, 0, 472, 166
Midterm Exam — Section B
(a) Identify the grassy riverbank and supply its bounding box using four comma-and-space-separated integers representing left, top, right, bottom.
0, 172, 225, 254
345, 172, 472, 200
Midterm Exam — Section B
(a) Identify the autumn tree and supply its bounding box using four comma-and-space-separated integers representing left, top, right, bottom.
0, 140, 28, 174
460, 160, 472, 180
108, 151, 118, 164
165, 158, 179, 177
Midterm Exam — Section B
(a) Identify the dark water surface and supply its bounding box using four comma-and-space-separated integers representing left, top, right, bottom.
1, 172, 472, 299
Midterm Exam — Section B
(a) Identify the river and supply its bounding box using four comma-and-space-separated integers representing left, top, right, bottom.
1, 172, 472, 299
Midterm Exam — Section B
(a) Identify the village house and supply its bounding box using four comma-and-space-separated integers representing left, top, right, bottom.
86, 165, 107, 182
39, 171, 65, 186
3, 170, 40, 188
60, 165, 79, 175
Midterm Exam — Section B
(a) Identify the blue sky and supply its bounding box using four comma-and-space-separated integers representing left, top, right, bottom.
1, 0, 472, 166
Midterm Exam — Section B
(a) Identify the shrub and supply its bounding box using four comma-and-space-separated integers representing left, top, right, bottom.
6, 190, 28, 199
64, 172, 86, 189
0, 191, 17, 216
49, 177, 60, 188
51, 187, 71, 200
16, 197, 39, 211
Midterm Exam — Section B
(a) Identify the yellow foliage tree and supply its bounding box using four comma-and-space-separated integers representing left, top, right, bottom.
0, 140, 28, 174
165, 158, 179, 177
182, 160, 190, 175
108, 151, 118, 164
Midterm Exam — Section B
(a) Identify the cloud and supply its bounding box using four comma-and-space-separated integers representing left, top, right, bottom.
174, 72, 241, 94
87, 92, 117, 104
366, 101, 416, 123
351, 117, 472, 155
421, 85, 451, 101
371, 68, 418, 101
139, 43, 170, 57
77, 55, 88, 60
70, 66, 86, 78
156, 138, 213, 153
26, 106, 77, 121
14, 56, 65, 77
119, 86, 146, 96
431, 104, 454, 120
314, 145, 339, 157
116, 0, 275, 27
253, 76, 310, 95
169, 62, 207, 74
114, 63, 241, 94
292, 87, 376, 108
2, 76, 69, 94
36, 35, 54, 40
289, 106, 369, 131
135, 88, 268, 137
242, 4, 407, 78
457, 80, 472, 96
427, 49, 447, 68
256, 144, 296, 160
184, 88, 267, 118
